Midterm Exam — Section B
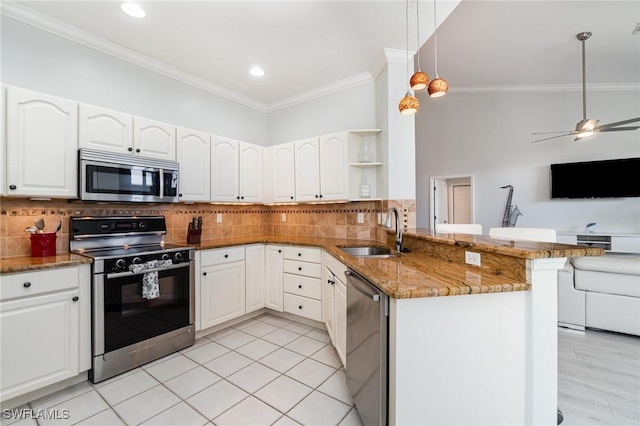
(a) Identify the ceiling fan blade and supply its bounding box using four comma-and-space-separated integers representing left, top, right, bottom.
531, 133, 573, 143
531, 130, 573, 135
597, 126, 640, 132
595, 117, 640, 130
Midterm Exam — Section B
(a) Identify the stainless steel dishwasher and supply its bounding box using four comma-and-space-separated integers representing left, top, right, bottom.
345, 269, 389, 426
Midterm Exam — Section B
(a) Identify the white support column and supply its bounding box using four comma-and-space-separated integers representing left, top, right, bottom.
526, 257, 567, 425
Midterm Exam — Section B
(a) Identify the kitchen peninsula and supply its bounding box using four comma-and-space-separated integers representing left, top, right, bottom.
1, 230, 603, 425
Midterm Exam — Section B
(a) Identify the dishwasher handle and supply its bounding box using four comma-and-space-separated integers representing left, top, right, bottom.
345, 270, 381, 302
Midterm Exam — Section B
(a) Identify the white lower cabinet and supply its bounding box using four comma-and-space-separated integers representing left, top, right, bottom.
323, 252, 348, 367
0, 265, 90, 402
245, 245, 265, 314
283, 247, 322, 321
200, 247, 246, 329
266, 245, 284, 312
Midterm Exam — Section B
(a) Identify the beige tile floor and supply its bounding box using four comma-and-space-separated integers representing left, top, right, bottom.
3, 314, 362, 426
3, 317, 639, 425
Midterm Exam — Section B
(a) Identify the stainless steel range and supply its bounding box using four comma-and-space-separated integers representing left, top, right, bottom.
70, 216, 195, 383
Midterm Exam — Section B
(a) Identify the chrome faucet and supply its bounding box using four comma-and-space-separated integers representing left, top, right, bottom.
385, 207, 403, 252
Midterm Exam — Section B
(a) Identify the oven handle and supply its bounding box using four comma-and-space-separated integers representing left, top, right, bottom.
106, 262, 190, 279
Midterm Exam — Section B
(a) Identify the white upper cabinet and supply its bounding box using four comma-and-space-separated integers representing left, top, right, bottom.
177, 127, 211, 202
133, 116, 176, 161
319, 132, 349, 201
78, 104, 133, 154
294, 137, 321, 201
6, 87, 78, 198
295, 134, 348, 202
270, 143, 296, 203
211, 136, 263, 203
239, 142, 263, 203
211, 136, 240, 202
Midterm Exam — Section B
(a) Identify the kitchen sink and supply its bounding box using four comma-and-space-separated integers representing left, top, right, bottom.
340, 246, 399, 258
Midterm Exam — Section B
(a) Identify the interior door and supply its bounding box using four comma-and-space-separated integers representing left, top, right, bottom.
452, 185, 472, 224
433, 179, 448, 229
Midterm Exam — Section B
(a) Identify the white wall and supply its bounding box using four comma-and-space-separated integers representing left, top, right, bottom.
416, 89, 640, 233
266, 82, 376, 145
0, 16, 268, 145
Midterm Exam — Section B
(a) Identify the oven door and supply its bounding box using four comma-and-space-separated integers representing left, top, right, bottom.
81, 159, 163, 203
93, 262, 194, 356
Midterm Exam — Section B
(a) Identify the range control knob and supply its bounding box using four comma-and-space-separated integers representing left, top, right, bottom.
115, 259, 126, 269
161, 253, 170, 261
138, 221, 147, 229
132, 257, 143, 265
174, 252, 184, 262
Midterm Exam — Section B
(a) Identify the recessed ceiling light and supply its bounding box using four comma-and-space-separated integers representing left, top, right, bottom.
121, 2, 146, 19
249, 66, 265, 77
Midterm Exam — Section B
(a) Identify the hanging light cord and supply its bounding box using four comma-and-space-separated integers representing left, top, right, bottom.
433, 0, 439, 77
416, 0, 421, 71
406, 0, 410, 86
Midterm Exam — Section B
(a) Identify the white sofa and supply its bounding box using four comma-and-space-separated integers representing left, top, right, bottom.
558, 253, 640, 336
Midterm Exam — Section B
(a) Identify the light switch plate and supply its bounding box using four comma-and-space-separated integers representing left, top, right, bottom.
281, 213, 286, 222
357, 213, 364, 224
216, 213, 222, 223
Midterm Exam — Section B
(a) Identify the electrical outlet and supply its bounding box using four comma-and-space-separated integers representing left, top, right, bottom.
377, 213, 381, 224
381, 213, 387, 224
281, 213, 286, 222
357, 213, 364, 224
465, 251, 481, 266
216, 213, 222, 223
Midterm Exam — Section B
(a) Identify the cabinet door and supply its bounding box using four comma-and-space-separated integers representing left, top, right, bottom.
177, 127, 211, 202
200, 262, 246, 329
0, 290, 79, 401
334, 278, 347, 367
246, 245, 266, 313
79, 104, 133, 154
272, 143, 296, 202
265, 245, 284, 312
239, 142, 263, 203
133, 116, 176, 160
322, 266, 335, 341
319, 132, 349, 201
294, 137, 320, 202
211, 136, 239, 202
6, 87, 78, 198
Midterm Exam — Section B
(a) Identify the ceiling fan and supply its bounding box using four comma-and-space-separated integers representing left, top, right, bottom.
531, 31, 640, 143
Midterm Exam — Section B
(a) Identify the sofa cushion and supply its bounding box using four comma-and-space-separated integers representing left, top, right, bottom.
572, 254, 640, 276
575, 270, 640, 298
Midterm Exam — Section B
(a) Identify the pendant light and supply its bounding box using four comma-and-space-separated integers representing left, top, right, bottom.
410, 0, 429, 91
427, 0, 448, 98
399, 0, 419, 115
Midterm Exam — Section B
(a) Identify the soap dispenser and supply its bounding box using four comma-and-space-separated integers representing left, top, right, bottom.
360, 176, 371, 198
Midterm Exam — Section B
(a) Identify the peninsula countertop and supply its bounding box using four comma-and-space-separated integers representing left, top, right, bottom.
1, 231, 604, 300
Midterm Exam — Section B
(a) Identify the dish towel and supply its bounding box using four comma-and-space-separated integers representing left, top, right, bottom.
128, 259, 173, 300
142, 271, 159, 300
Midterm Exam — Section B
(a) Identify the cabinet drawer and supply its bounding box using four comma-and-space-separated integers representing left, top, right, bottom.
200, 246, 245, 266
0, 267, 79, 301
284, 293, 322, 322
284, 274, 321, 300
283, 260, 321, 278
283, 246, 322, 263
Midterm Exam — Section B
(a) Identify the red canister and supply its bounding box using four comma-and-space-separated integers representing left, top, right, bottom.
30, 233, 57, 257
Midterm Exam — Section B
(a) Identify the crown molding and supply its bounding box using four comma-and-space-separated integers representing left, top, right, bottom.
0, 1, 269, 112
370, 48, 416, 80
267, 72, 374, 113
450, 83, 640, 93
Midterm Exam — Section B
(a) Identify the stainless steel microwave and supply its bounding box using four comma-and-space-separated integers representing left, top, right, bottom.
79, 149, 179, 203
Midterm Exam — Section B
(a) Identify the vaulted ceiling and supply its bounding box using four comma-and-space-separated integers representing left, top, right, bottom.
4, 1, 639, 112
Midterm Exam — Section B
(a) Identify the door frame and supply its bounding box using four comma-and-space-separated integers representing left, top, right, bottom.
429, 174, 475, 230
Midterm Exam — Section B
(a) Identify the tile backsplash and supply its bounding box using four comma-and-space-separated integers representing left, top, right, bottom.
0, 198, 415, 258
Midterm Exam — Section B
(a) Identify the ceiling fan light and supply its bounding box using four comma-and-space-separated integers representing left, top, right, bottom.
399, 91, 420, 115
428, 77, 448, 98
575, 128, 594, 139
410, 71, 429, 91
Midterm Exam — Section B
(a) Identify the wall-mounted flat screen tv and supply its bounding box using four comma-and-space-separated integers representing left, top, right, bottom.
550, 157, 640, 199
